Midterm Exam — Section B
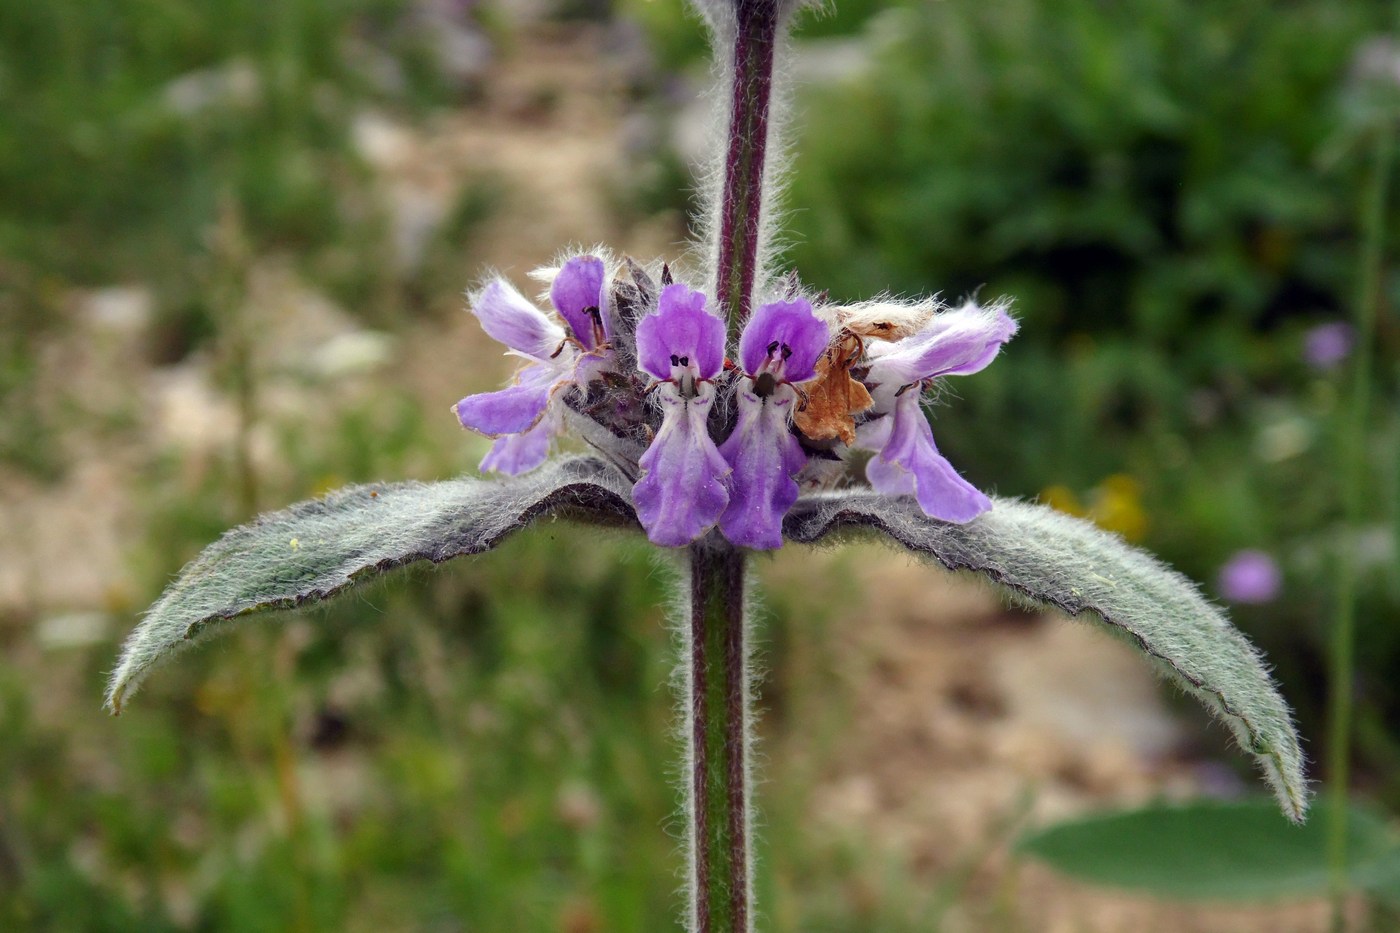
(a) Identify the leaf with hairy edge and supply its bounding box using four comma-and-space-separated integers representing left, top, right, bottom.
107, 457, 637, 714
783, 492, 1308, 821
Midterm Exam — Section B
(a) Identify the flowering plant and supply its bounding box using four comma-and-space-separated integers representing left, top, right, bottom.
108, 0, 1306, 929
452, 255, 1017, 550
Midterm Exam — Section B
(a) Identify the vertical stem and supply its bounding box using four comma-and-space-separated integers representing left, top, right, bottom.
687, 544, 751, 933
212, 192, 257, 518
687, 2, 781, 928
715, 0, 780, 334
1327, 120, 1393, 932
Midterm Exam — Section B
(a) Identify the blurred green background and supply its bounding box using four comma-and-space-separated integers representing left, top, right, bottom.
1, 0, 1398, 929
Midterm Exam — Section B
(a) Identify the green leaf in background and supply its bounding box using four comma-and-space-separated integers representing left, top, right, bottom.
1358, 852, 1400, 911
1018, 798, 1400, 901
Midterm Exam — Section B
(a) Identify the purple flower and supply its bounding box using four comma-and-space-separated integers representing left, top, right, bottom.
453, 256, 1017, 549
454, 255, 611, 474
632, 284, 732, 547
1218, 550, 1282, 604
717, 299, 830, 549
1303, 322, 1354, 372
857, 300, 1017, 523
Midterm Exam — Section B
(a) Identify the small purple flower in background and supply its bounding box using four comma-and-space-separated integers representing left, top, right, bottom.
633, 284, 731, 547
718, 298, 829, 549
1218, 549, 1282, 604
1302, 321, 1355, 372
858, 300, 1018, 523
453, 255, 611, 474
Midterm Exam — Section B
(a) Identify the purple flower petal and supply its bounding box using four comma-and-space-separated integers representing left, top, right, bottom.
737, 298, 830, 382
634, 383, 731, 546
453, 363, 557, 436
854, 412, 894, 453
718, 381, 808, 549
635, 284, 726, 381
479, 415, 554, 475
865, 391, 991, 523
550, 255, 607, 349
1303, 322, 1354, 372
472, 279, 567, 360
1218, 550, 1282, 604
868, 301, 1017, 388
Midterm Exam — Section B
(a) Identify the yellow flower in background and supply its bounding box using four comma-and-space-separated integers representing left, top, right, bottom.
1094, 474, 1148, 542
1040, 474, 1147, 542
1040, 484, 1087, 518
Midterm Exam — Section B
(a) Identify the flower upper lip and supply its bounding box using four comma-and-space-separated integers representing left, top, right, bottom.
549, 255, 609, 350
737, 297, 828, 384
864, 300, 1019, 392
453, 255, 617, 475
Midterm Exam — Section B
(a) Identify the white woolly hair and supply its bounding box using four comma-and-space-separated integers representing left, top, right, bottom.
684, 0, 805, 310
104, 459, 637, 714
524, 246, 710, 330
812, 291, 947, 333
525, 243, 619, 291
662, 543, 762, 933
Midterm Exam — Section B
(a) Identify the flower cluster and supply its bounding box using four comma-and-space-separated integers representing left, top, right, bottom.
454, 253, 1018, 549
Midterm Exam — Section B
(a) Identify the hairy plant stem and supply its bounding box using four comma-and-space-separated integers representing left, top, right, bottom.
715, 0, 779, 334
685, 2, 780, 928
686, 544, 751, 933
1327, 119, 1393, 933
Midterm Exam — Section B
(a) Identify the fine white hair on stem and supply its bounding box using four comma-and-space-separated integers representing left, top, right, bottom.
736, 559, 761, 930
685, 0, 803, 311
657, 549, 699, 926
671, 543, 759, 933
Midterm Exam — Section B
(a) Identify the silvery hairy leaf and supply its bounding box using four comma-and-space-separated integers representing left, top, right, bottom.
107, 457, 637, 713
784, 491, 1308, 821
